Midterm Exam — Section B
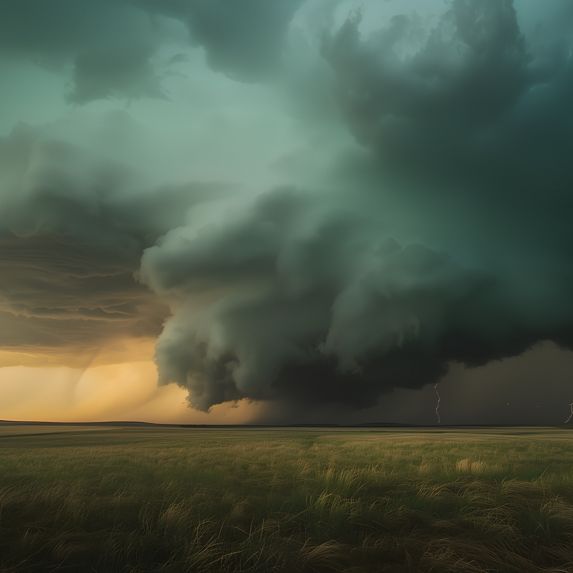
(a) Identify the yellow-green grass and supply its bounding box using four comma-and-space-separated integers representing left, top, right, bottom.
1, 426, 573, 572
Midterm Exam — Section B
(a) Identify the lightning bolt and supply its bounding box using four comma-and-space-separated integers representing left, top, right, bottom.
434, 383, 441, 425
564, 402, 573, 425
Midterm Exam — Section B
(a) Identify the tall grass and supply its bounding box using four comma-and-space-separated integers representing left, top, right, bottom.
1, 427, 573, 572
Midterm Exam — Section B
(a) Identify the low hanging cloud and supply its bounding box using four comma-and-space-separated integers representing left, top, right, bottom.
140, 185, 573, 411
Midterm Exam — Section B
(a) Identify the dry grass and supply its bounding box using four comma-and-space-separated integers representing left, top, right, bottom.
1, 426, 573, 572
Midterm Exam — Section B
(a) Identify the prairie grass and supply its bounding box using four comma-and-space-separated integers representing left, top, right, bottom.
1, 426, 573, 572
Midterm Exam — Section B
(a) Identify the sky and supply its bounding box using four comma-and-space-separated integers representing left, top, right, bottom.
1, 0, 572, 425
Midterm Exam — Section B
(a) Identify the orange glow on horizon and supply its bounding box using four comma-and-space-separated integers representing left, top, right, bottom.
0, 338, 265, 424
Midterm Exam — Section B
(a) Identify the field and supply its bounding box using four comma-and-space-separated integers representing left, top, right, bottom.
1, 426, 573, 572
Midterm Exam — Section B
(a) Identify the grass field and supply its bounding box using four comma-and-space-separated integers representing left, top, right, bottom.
1, 426, 573, 572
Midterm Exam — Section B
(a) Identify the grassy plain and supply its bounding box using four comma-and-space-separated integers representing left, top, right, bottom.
1, 425, 573, 572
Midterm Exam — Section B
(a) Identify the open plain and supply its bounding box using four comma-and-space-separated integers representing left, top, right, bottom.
1, 425, 573, 572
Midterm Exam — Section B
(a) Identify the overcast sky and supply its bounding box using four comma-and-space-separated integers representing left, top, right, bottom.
1, 0, 572, 425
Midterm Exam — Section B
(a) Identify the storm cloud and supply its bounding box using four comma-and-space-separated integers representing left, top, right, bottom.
140, 182, 573, 411
1, 0, 573, 420
0, 0, 302, 102
139, 0, 573, 411
0, 119, 221, 351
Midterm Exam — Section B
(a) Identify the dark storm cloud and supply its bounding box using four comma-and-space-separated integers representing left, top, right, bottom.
0, 0, 163, 102
137, 0, 573, 412
317, 0, 573, 291
140, 186, 573, 412
0, 0, 303, 102
69, 45, 162, 104
142, 0, 304, 80
0, 122, 222, 350
322, 0, 573, 203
